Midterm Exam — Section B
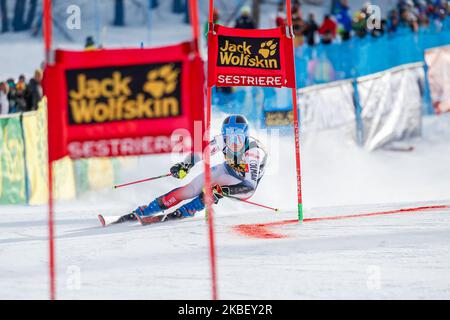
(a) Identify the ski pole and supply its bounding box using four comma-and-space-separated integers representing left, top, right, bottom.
113, 173, 172, 189
225, 195, 279, 212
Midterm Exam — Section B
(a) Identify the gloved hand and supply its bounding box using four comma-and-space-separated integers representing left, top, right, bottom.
170, 162, 193, 179
211, 185, 230, 203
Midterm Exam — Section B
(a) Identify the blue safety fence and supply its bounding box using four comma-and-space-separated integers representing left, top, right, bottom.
212, 19, 450, 122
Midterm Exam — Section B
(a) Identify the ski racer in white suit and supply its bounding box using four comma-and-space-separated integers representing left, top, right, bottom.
118, 115, 268, 222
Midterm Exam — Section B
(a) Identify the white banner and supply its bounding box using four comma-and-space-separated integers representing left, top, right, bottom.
357, 63, 424, 151
298, 79, 356, 133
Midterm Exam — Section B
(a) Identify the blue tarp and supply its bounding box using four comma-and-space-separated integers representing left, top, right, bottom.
212, 19, 450, 117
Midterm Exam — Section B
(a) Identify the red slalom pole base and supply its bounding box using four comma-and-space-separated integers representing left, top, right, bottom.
48, 160, 56, 300
205, 85, 218, 300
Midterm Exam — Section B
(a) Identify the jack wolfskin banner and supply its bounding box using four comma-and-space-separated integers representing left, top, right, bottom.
208, 25, 296, 88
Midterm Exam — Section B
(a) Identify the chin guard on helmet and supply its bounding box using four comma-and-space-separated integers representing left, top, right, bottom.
222, 114, 250, 157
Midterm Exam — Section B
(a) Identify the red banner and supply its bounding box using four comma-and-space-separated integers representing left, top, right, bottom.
207, 25, 295, 88
43, 42, 204, 161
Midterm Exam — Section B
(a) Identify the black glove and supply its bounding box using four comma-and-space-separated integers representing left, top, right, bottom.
201, 185, 230, 204
170, 162, 193, 179
211, 185, 231, 203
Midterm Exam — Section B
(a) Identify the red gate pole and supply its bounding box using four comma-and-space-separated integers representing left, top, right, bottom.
43, 0, 56, 300
48, 160, 56, 300
43, 0, 52, 64
205, 85, 218, 300
203, 0, 219, 301
286, 0, 304, 222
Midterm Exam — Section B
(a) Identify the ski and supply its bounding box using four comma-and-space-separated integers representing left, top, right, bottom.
135, 211, 183, 226
384, 146, 415, 152
98, 213, 137, 227
99, 211, 183, 227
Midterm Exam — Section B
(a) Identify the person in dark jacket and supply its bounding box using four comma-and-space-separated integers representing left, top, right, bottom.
15, 80, 28, 112
304, 13, 319, 46
25, 69, 43, 111
387, 9, 400, 33
84, 36, 96, 50
6, 79, 17, 113
235, 6, 256, 29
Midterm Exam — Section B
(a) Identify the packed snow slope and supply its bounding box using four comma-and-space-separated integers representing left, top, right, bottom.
0, 113, 449, 299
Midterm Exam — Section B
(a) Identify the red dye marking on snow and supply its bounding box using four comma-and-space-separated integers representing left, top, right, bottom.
233, 223, 293, 239
233, 205, 450, 239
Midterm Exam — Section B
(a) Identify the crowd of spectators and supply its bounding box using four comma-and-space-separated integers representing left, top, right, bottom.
2, 1, 448, 110
273, 0, 450, 46
0, 69, 43, 115
208, 1, 449, 48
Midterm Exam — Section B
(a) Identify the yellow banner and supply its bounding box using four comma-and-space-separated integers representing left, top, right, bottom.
0, 114, 27, 204
53, 156, 77, 201
22, 99, 76, 204
87, 157, 115, 190
22, 101, 48, 205
2, 98, 131, 204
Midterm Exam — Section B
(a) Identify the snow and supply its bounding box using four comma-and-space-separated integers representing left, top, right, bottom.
1, 202, 449, 299
1, 113, 450, 299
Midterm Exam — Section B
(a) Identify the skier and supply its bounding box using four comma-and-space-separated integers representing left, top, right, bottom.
111, 115, 268, 225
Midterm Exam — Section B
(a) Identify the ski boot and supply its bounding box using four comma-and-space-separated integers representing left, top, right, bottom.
172, 194, 206, 218
134, 197, 167, 217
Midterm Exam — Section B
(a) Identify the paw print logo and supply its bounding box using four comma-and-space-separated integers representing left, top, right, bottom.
144, 64, 179, 99
258, 40, 277, 59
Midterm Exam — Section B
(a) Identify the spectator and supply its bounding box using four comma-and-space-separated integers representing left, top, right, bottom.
275, 2, 286, 28
335, 0, 353, 41
15, 81, 28, 112
84, 36, 96, 50
399, 0, 419, 31
291, 0, 302, 18
17, 75, 27, 93
0, 82, 9, 115
322, 30, 334, 44
436, 1, 448, 20
304, 13, 319, 46
25, 69, 43, 111
235, 6, 256, 29
18, 74, 26, 84
319, 15, 337, 44
418, 11, 430, 27
371, 19, 387, 37
6, 79, 17, 113
387, 9, 400, 33
415, 0, 429, 26
352, 10, 368, 38
292, 6, 306, 46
